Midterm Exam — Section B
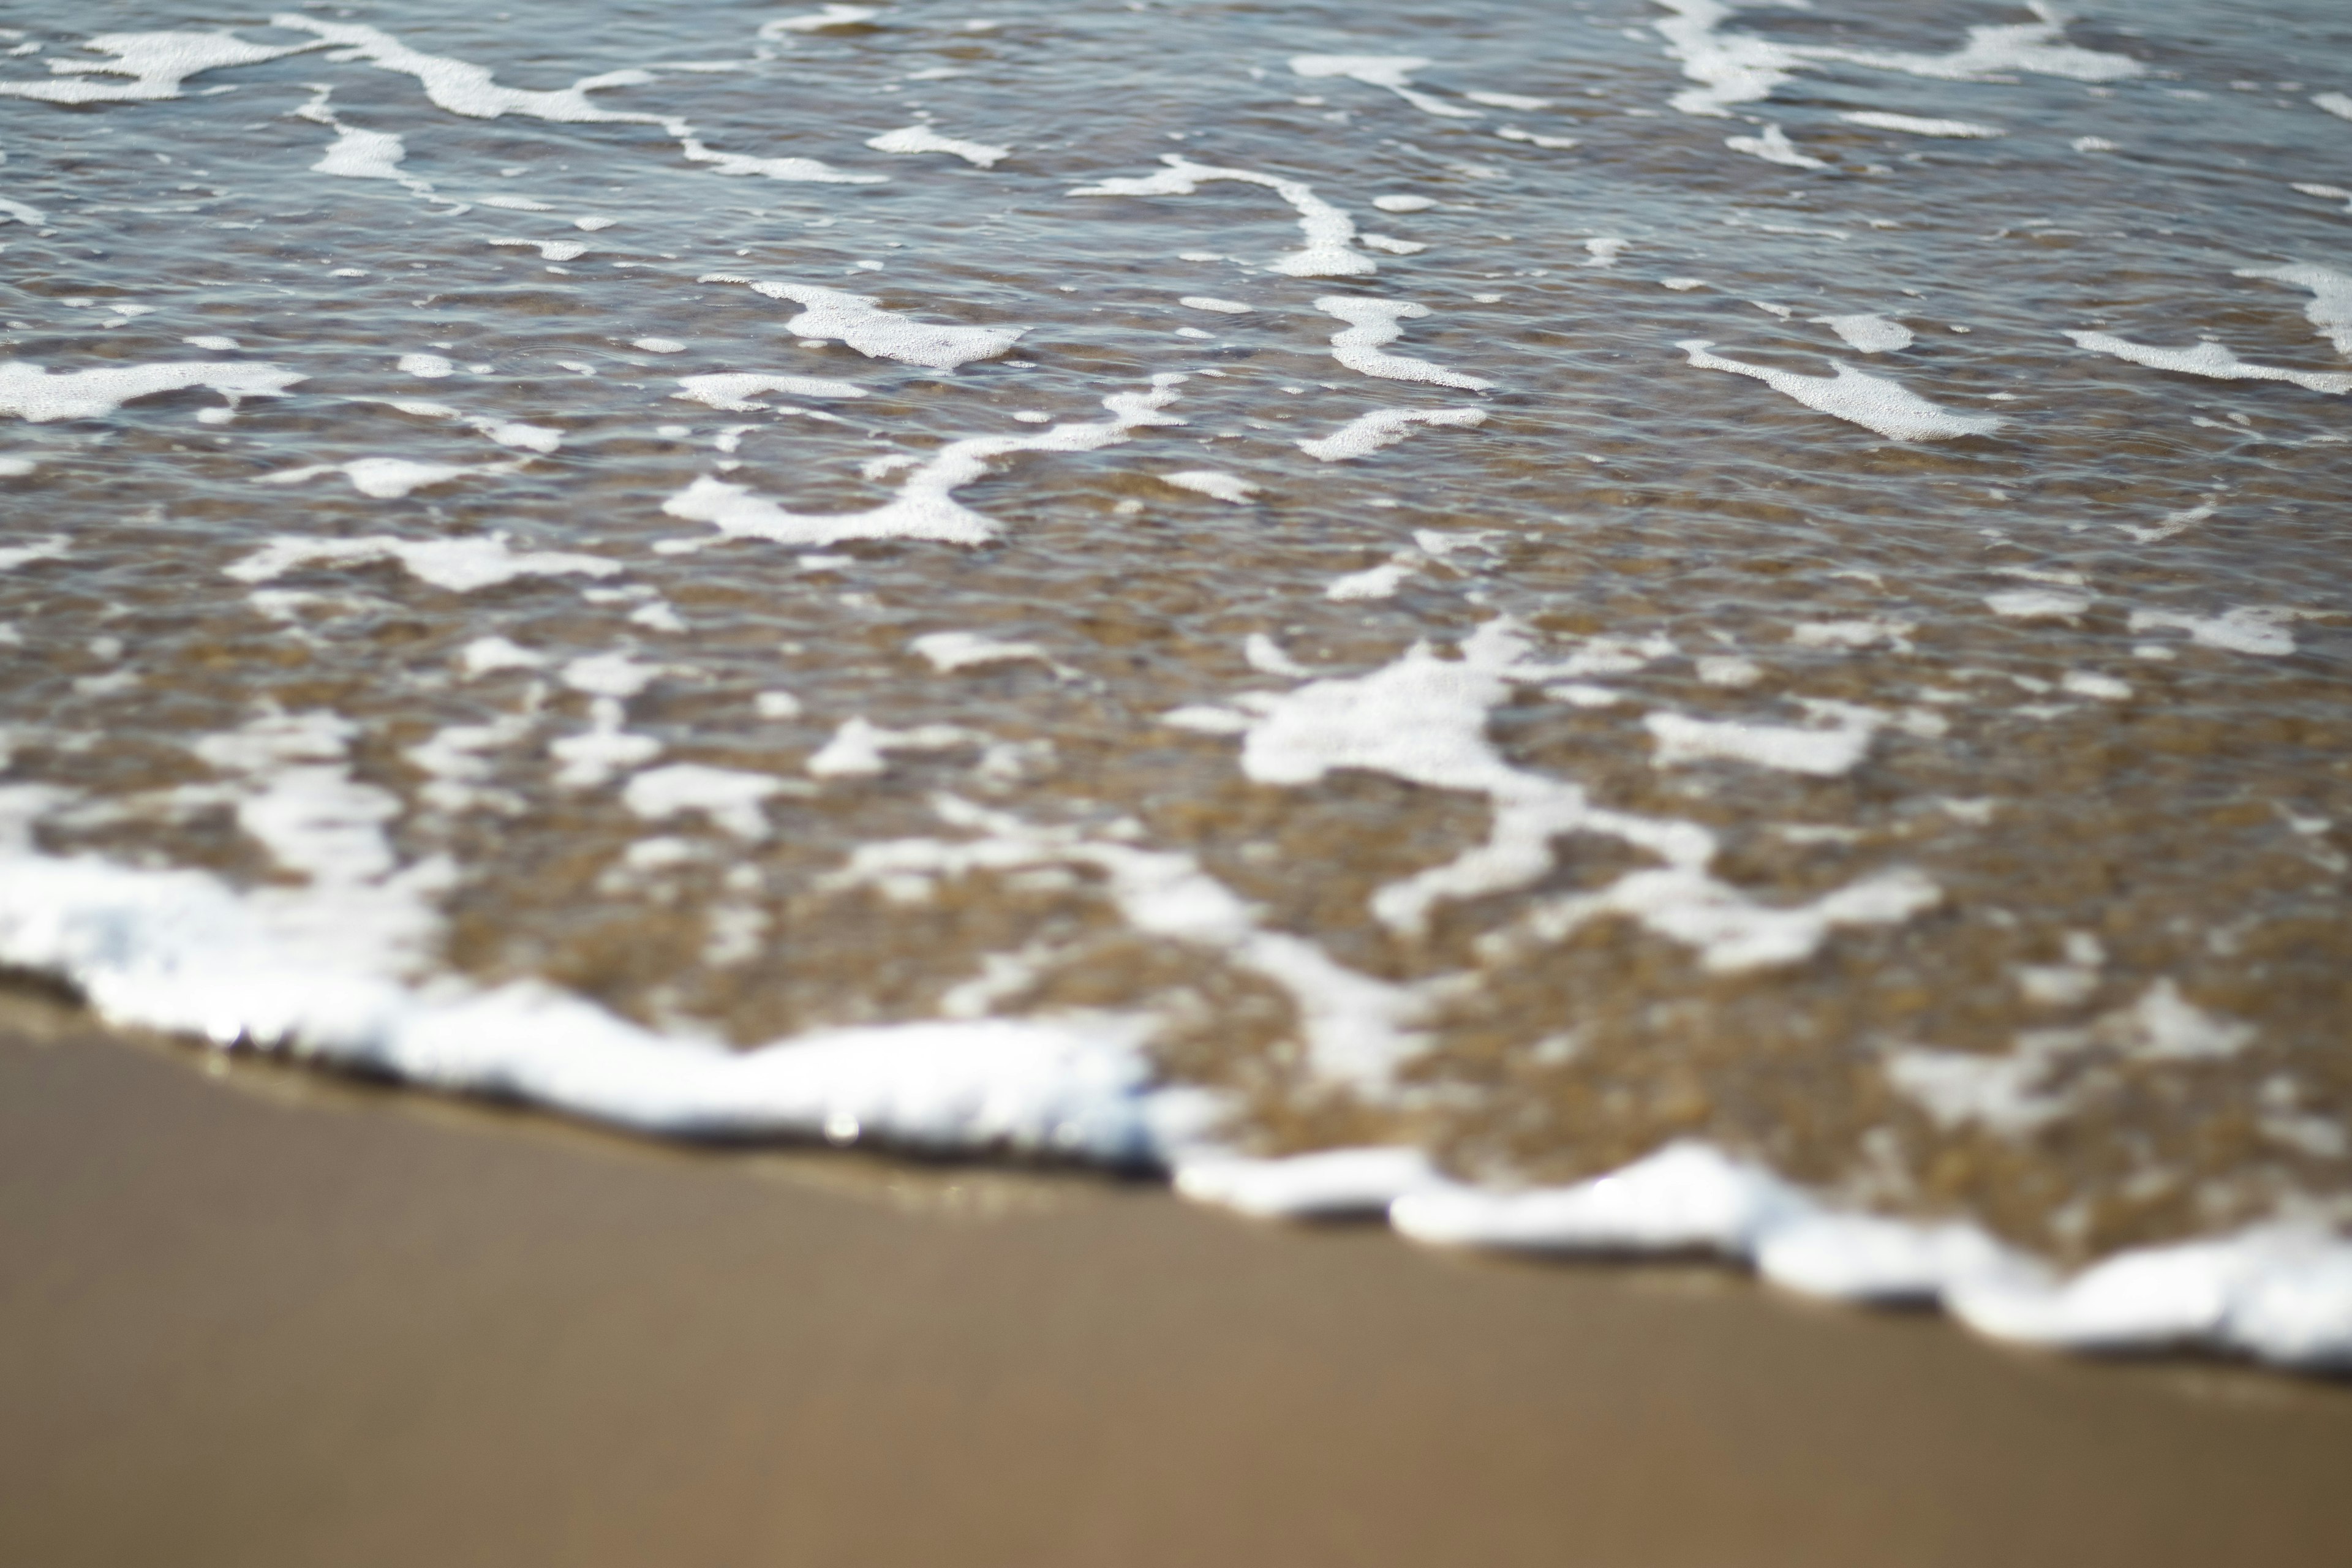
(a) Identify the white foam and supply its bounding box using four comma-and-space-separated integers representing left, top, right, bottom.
1645, 704, 1880, 776
1396, 1142, 1815, 1254
1159, 469, 1256, 503
271, 17, 661, 124
562, 652, 665, 700
0, 360, 302, 423
1726, 123, 1825, 169
1839, 110, 2002, 138
761, 5, 881, 35
622, 764, 790, 840
825, 795, 1432, 1088
2065, 330, 2352, 394
228, 533, 618, 593
258, 457, 501, 500
1678, 340, 2003, 440
0, 834, 1170, 1158
0, 195, 46, 225
1175, 1146, 1444, 1218
865, 124, 1008, 168
676, 134, 885, 185
1185, 619, 1933, 962
1651, 0, 1805, 116
1464, 90, 1551, 111
910, 631, 1052, 674
490, 236, 588, 262
1315, 297, 1491, 390
1986, 587, 2089, 619
2127, 605, 2310, 657
672, 371, 869, 410
398, 353, 454, 379
379, 399, 564, 454
1327, 554, 1417, 601
1812, 313, 1913, 353
715, 280, 1024, 369
663, 376, 1185, 548
1071, 156, 1373, 277
1582, 236, 1627, 268
459, 636, 545, 677
2233, 263, 2352, 356
296, 88, 432, 195
11, 807, 2339, 1368
1494, 126, 1578, 150
2316, 92, 2352, 122
1289, 55, 1480, 119
1655, 1, 2139, 119
1296, 405, 1488, 461
1178, 295, 1252, 314
807, 717, 983, 778
0, 29, 313, 104
1372, 194, 1436, 213
0, 534, 68, 570
1791, 4, 2144, 86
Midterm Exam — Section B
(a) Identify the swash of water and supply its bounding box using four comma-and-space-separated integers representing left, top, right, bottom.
2, 0, 2350, 1368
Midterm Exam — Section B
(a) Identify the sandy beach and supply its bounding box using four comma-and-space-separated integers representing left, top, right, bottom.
3, 988, 2346, 1568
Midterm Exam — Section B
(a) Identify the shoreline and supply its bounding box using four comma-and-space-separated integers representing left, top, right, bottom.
4, 990, 2350, 1567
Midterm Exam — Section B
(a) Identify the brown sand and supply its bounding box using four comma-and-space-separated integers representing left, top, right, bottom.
2, 992, 2348, 1568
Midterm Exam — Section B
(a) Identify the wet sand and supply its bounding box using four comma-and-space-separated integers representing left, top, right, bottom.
2, 993, 2348, 1568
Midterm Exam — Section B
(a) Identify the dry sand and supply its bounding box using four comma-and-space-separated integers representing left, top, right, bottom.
2, 987, 2348, 1568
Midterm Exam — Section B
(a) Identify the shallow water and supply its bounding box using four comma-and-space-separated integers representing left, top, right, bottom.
1, 1, 2348, 1357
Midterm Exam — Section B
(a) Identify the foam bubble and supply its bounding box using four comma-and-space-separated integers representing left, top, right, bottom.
1160, 469, 1256, 503
1464, 89, 1551, 111
1316, 297, 1492, 390
1178, 295, 1252, 314
227, 533, 618, 593
2064, 329, 2352, 393
1494, 126, 1578, 150
807, 717, 985, 778
1726, 123, 1825, 168
0, 534, 68, 570
1295, 405, 1486, 461
2127, 605, 2311, 657
2233, 263, 2352, 356
1289, 55, 1480, 119
0, 360, 303, 423
677, 134, 886, 184
0, 29, 313, 104
672, 371, 869, 410
1986, 587, 2090, 619
760, 5, 881, 36
1582, 236, 1626, 267
2317, 92, 2352, 122
1645, 704, 1881, 776
1812, 313, 1913, 353
622, 764, 791, 840
491, 236, 587, 262
258, 456, 498, 500
271, 17, 662, 124
1071, 155, 1373, 277
0, 195, 45, 225
714, 279, 1024, 369
1678, 340, 2003, 440
909, 631, 1054, 673
662, 375, 1186, 547
865, 124, 1008, 168
1839, 110, 2003, 138
295, 88, 432, 195
1372, 194, 1436, 213
1175, 1146, 1443, 1218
